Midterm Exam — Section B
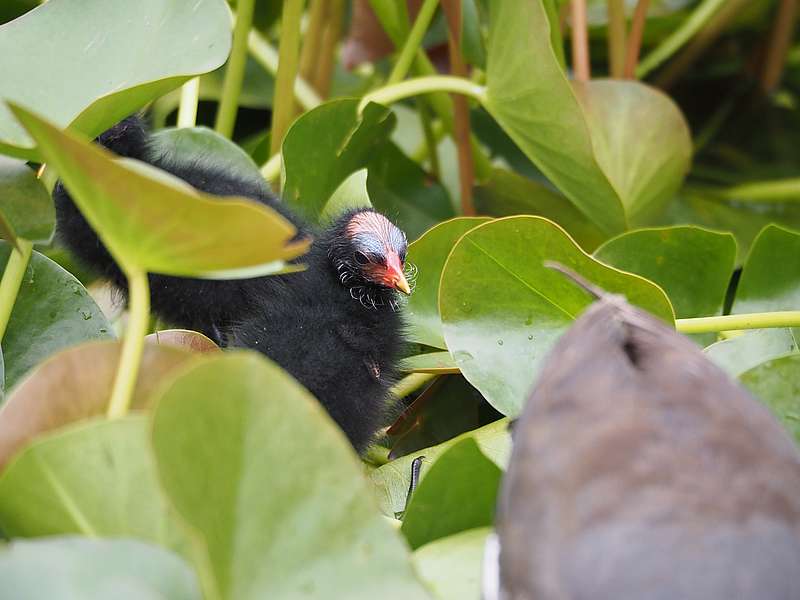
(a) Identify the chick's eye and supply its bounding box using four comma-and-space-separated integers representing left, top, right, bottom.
353, 251, 370, 266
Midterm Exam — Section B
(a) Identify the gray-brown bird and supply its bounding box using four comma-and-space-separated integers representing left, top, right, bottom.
485, 266, 800, 600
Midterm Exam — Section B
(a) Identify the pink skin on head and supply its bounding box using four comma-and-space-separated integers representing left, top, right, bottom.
346, 212, 411, 294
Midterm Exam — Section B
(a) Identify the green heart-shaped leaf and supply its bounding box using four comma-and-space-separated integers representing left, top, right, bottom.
484, 0, 691, 233
740, 354, 800, 444
573, 80, 692, 226
321, 169, 372, 223
0, 0, 231, 159
406, 217, 491, 349
402, 438, 502, 550
0, 156, 53, 245
412, 528, 491, 600
0, 417, 188, 553
11, 105, 308, 279
706, 329, 799, 378
594, 226, 737, 319
663, 190, 800, 263
0, 537, 202, 600
371, 419, 511, 517
474, 168, 606, 251
0, 241, 112, 391
282, 99, 396, 223
733, 224, 800, 314
151, 352, 432, 600
150, 126, 267, 191
440, 216, 674, 416
0, 340, 203, 470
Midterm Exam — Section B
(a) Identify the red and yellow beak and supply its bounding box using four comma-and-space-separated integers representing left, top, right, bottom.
384, 251, 412, 295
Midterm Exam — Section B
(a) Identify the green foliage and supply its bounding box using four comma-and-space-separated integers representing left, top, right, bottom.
401, 438, 501, 549
151, 353, 432, 600
372, 419, 511, 517
412, 528, 491, 600
0, 156, 52, 245
594, 226, 737, 319
0, 417, 188, 552
0, 0, 231, 160
282, 100, 396, 223
0, 341, 202, 469
740, 354, 800, 444
0, 0, 799, 596
0, 537, 202, 599
733, 225, 800, 315
405, 217, 491, 348
0, 242, 111, 390
151, 127, 266, 186
13, 106, 308, 279
439, 216, 673, 416
483, 1, 691, 234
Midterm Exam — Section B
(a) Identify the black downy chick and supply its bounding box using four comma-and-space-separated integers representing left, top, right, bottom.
485, 266, 800, 600
54, 116, 412, 453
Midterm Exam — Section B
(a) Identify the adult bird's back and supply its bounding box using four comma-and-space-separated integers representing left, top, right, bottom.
486, 269, 800, 600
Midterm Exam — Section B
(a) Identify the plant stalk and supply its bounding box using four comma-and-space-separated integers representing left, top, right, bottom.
215, 0, 256, 138
607, 0, 627, 78
311, 0, 344, 99
676, 311, 800, 334
442, 0, 475, 215
359, 76, 487, 113
177, 77, 200, 128
391, 373, 436, 399
260, 152, 282, 182
0, 238, 32, 342
248, 30, 322, 111
298, 0, 326, 86
271, 0, 305, 157
417, 98, 441, 177
107, 270, 150, 419
369, 0, 493, 181
637, 0, 726, 78
760, 0, 798, 94
719, 178, 800, 202
388, 0, 440, 85
623, 0, 650, 78
571, 0, 591, 81
652, 0, 747, 88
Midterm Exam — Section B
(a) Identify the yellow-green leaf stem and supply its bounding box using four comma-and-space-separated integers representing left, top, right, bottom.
607, 0, 627, 77
247, 29, 321, 111
676, 311, 800, 334
176, 77, 200, 128
387, 0, 440, 85
359, 76, 487, 114
270, 0, 304, 157
720, 178, 800, 203
215, 0, 256, 138
391, 373, 436, 399
0, 238, 32, 342
637, 0, 727, 77
106, 270, 150, 418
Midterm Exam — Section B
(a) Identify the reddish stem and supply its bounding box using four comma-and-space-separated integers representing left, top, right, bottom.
624, 0, 650, 78
760, 0, 798, 94
442, 0, 476, 216
571, 0, 591, 81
